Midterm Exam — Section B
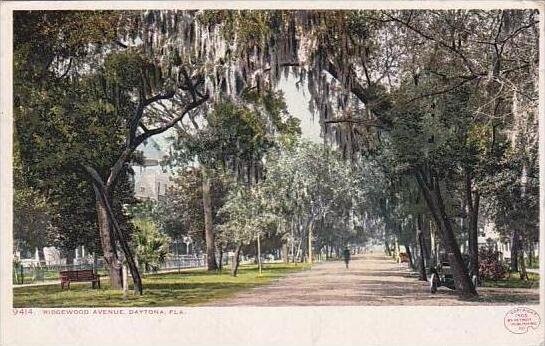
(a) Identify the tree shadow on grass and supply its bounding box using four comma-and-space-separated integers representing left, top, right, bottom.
142, 281, 258, 291
13, 264, 308, 308
13, 281, 262, 308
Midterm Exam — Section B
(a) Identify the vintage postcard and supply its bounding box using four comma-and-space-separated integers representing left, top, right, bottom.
1, 1, 544, 345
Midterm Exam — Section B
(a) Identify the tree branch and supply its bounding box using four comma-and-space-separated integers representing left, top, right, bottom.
324, 117, 389, 130
127, 90, 176, 147
58, 57, 73, 80
385, 13, 480, 77
405, 75, 480, 104
180, 67, 197, 102
134, 94, 209, 147
82, 164, 107, 189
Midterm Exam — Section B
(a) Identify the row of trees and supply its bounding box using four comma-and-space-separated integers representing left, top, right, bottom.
251, 9, 539, 297
218, 140, 367, 274
14, 10, 538, 298
147, 129, 369, 276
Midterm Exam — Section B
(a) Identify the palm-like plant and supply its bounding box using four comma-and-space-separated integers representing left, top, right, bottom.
132, 219, 171, 273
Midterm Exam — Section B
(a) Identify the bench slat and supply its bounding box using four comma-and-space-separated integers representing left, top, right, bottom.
60, 270, 99, 282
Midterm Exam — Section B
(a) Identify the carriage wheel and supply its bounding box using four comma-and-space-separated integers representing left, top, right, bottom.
430, 273, 438, 294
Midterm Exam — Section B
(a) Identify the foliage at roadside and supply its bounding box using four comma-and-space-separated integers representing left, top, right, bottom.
478, 248, 506, 281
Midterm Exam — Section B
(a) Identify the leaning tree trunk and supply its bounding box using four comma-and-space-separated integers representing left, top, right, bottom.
94, 185, 143, 294
231, 243, 243, 277
95, 193, 123, 289
202, 167, 218, 271
416, 169, 477, 298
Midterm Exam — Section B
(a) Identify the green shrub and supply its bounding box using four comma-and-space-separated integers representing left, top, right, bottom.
132, 218, 170, 273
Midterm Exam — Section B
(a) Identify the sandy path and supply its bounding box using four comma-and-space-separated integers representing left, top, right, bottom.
205, 252, 539, 306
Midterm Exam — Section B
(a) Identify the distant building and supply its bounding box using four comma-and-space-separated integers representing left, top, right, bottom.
475, 222, 539, 263
43, 246, 64, 266
132, 137, 174, 201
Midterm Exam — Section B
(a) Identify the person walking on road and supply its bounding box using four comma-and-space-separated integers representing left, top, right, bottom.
342, 246, 351, 269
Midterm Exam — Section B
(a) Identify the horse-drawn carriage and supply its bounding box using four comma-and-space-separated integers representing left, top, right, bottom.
429, 254, 477, 293
398, 252, 410, 263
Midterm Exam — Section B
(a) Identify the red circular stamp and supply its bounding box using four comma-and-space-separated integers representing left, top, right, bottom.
504, 307, 541, 334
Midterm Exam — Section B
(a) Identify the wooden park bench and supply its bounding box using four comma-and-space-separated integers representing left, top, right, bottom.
59, 269, 100, 289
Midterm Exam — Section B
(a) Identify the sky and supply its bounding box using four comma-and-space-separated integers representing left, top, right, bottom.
277, 75, 322, 144
140, 74, 323, 157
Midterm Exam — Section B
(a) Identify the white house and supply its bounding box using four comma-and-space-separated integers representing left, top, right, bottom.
476, 222, 539, 263
132, 137, 174, 201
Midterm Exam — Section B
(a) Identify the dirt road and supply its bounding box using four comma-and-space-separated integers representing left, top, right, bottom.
206, 252, 539, 306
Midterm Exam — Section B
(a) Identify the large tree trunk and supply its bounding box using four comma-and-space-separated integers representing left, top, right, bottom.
231, 243, 242, 277
300, 245, 306, 263
296, 239, 303, 263
218, 247, 223, 271
511, 230, 519, 272
528, 241, 534, 268
202, 167, 218, 271
421, 215, 431, 265
415, 169, 477, 298
466, 172, 480, 284
84, 165, 142, 293
519, 245, 529, 281
405, 244, 414, 269
94, 185, 143, 294
417, 220, 428, 281
518, 161, 529, 281
95, 195, 123, 289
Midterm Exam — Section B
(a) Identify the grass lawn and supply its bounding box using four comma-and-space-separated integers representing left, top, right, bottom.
482, 272, 540, 289
13, 263, 310, 308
